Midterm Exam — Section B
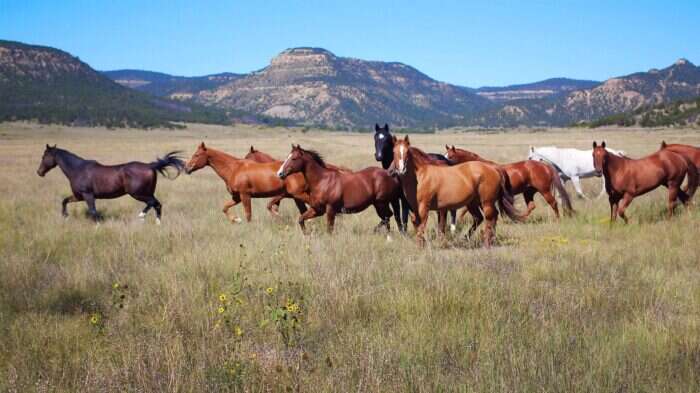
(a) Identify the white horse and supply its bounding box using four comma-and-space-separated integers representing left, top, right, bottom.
527, 145, 626, 199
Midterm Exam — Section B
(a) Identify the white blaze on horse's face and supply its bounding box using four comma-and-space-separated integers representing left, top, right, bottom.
377, 133, 385, 140
278, 153, 293, 177
397, 145, 407, 174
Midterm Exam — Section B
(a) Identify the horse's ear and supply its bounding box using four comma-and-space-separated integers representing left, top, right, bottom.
601, 141, 606, 148
375, 124, 380, 132
661, 140, 667, 148
445, 144, 450, 150
46, 144, 50, 149
530, 145, 534, 153
384, 123, 389, 131
392, 135, 397, 143
200, 142, 206, 150
404, 135, 410, 143
249, 145, 255, 153
592, 141, 597, 148
451, 145, 455, 150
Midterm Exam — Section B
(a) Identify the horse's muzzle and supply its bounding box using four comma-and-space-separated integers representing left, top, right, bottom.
37, 169, 45, 177
278, 171, 287, 179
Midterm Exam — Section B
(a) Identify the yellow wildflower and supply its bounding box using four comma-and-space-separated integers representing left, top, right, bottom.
113, 282, 119, 289
90, 314, 100, 324
265, 287, 274, 295
218, 306, 226, 314
219, 293, 227, 303
234, 326, 243, 336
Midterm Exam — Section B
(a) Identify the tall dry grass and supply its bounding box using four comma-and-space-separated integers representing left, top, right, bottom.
1, 122, 699, 392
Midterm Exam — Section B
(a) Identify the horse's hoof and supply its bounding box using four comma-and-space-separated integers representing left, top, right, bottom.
450, 224, 457, 233
156, 218, 161, 225
138, 212, 146, 219
386, 235, 393, 242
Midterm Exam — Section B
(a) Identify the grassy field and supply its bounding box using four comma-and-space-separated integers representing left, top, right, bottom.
1, 122, 700, 392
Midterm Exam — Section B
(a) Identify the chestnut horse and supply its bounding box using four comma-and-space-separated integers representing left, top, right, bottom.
373, 123, 457, 232
277, 145, 401, 233
245, 145, 351, 214
36, 144, 184, 223
184, 143, 309, 222
444, 145, 573, 218
592, 141, 697, 223
392, 136, 523, 247
660, 141, 700, 193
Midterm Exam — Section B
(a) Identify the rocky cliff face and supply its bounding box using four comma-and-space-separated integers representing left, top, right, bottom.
195, 47, 493, 128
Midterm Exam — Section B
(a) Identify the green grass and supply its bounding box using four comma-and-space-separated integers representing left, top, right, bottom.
1, 122, 700, 392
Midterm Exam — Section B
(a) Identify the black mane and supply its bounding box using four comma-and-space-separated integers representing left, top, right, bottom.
301, 148, 327, 168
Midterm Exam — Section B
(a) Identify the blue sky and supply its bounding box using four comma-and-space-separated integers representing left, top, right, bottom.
1, 0, 698, 87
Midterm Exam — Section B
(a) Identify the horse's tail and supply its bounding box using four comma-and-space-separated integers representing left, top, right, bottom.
547, 164, 574, 216
682, 155, 698, 200
150, 151, 185, 180
496, 170, 526, 222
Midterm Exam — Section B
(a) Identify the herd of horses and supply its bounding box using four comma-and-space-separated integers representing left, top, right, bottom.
37, 125, 700, 247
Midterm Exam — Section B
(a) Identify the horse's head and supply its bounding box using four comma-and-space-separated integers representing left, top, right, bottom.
392, 135, 411, 175
185, 142, 209, 174
527, 146, 537, 161
37, 144, 58, 177
374, 123, 392, 162
277, 144, 305, 179
592, 141, 608, 176
444, 145, 458, 162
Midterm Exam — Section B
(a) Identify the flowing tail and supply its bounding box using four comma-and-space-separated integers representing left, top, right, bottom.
149, 151, 185, 179
548, 164, 574, 216
497, 172, 526, 222
681, 156, 698, 201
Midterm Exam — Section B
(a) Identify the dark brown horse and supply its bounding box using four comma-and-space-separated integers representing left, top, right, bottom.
36, 144, 184, 223
245, 145, 351, 215
660, 141, 700, 192
593, 140, 697, 223
393, 136, 523, 247
184, 143, 309, 222
277, 145, 401, 233
444, 145, 573, 218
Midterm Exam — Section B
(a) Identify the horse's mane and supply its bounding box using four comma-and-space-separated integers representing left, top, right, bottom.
408, 146, 435, 165
301, 148, 327, 168
53, 148, 90, 166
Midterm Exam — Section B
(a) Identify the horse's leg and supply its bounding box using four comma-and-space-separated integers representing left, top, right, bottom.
298, 205, 324, 233
522, 188, 537, 218
616, 194, 633, 224
373, 202, 392, 233
437, 209, 448, 238
401, 195, 411, 233
241, 193, 253, 222
293, 198, 308, 215
62, 195, 81, 218
668, 185, 680, 218
481, 201, 498, 248
151, 197, 163, 225
540, 190, 560, 219
466, 203, 483, 240
266, 195, 285, 216
223, 194, 242, 223
449, 209, 457, 234
609, 196, 619, 223
390, 198, 402, 233
82, 193, 99, 221
572, 176, 587, 199
416, 202, 430, 247
326, 206, 337, 234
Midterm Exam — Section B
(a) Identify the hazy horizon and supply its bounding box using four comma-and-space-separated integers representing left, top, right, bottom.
1, 0, 698, 87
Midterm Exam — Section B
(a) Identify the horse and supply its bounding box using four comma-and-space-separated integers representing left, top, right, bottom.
528, 145, 627, 198
245, 145, 352, 214
592, 140, 697, 223
36, 144, 184, 223
392, 136, 523, 247
445, 145, 573, 218
373, 123, 458, 232
184, 142, 309, 222
660, 141, 700, 192
277, 144, 401, 234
